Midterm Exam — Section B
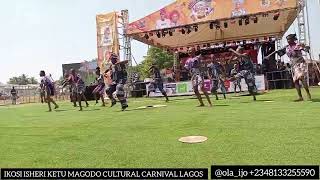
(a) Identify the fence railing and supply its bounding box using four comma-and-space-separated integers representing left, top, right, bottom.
0, 85, 70, 106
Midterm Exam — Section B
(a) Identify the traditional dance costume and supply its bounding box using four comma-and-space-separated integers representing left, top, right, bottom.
236, 56, 257, 96
277, 43, 308, 82
106, 63, 128, 110
93, 74, 105, 96
185, 55, 204, 91
41, 75, 55, 97
207, 62, 227, 96
230, 67, 242, 92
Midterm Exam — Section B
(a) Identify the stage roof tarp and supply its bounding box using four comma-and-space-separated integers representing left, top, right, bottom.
127, 0, 300, 50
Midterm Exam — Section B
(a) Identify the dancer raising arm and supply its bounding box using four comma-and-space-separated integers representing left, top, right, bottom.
229, 46, 257, 101
185, 49, 212, 107
264, 34, 311, 101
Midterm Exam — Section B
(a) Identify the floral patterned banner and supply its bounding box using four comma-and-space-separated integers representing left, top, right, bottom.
96, 12, 120, 73
127, 0, 297, 34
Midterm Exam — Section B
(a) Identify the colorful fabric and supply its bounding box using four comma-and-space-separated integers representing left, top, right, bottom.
69, 74, 86, 94
277, 43, 307, 82
41, 76, 55, 97
192, 74, 204, 90
236, 70, 256, 93
93, 74, 105, 95
292, 62, 308, 82
231, 68, 241, 85
285, 44, 305, 66
208, 62, 223, 77
239, 56, 254, 72
211, 79, 227, 94
93, 84, 105, 95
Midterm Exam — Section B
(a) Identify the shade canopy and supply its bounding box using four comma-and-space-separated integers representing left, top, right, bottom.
127, 0, 300, 51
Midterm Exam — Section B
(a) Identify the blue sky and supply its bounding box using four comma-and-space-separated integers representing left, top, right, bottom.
0, 0, 319, 83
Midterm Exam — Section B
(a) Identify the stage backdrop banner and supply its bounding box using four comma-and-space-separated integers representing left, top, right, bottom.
147, 75, 265, 97
127, 0, 297, 34
96, 12, 120, 73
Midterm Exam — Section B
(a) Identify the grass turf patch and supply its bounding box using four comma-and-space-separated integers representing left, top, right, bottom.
0, 88, 319, 168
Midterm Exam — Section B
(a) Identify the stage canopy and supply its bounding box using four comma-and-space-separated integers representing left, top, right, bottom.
127, 0, 301, 52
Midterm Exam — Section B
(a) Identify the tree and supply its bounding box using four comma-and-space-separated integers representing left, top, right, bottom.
8, 74, 38, 85
145, 47, 174, 69
28, 77, 38, 84
135, 47, 174, 79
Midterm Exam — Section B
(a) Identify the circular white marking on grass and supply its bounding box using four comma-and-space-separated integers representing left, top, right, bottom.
178, 136, 208, 144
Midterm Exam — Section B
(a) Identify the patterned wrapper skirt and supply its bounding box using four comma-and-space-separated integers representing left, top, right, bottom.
192, 74, 204, 90
93, 84, 105, 95
46, 84, 55, 96
292, 62, 308, 82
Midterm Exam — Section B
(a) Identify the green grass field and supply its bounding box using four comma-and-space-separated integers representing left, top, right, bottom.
0, 88, 319, 168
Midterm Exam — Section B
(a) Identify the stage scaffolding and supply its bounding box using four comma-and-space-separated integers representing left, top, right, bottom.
117, 10, 132, 84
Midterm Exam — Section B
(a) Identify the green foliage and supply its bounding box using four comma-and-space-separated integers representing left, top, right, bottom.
8, 74, 38, 85
135, 47, 174, 79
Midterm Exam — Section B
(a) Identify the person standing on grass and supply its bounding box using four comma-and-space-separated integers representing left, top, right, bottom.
92, 67, 106, 107
229, 46, 257, 101
106, 53, 129, 111
149, 64, 169, 102
230, 63, 242, 94
68, 69, 89, 111
10, 86, 17, 105
39, 70, 59, 112
62, 74, 77, 107
264, 34, 312, 101
39, 82, 46, 103
185, 49, 212, 107
207, 54, 227, 100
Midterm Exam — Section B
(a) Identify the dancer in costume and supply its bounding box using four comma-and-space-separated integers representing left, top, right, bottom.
92, 67, 106, 106
106, 53, 129, 111
67, 69, 89, 111
185, 49, 212, 107
207, 54, 227, 100
149, 64, 169, 102
230, 63, 242, 94
229, 46, 257, 101
62, 74, 77, 107
39, 70, 59, 111
265, 34, 311, 101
